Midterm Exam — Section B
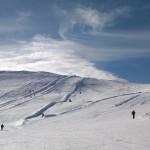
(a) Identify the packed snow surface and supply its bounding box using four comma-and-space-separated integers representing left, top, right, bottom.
0, 71, 150, 150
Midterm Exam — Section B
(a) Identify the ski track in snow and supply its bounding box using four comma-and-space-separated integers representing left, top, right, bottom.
25, 90, 144, 121
0, 76, 69, 111
24, 78, 84, 120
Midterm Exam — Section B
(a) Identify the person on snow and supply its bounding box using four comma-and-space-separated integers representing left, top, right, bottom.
1, 124, 4, 131
42, 113, 45, 118
131, 110, 136, 119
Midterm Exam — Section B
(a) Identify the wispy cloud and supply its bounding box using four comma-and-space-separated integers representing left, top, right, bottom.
0, 35, 118, 80
59, 7, 130, 38
56, 6, 150, 62
0, 32, 149, 80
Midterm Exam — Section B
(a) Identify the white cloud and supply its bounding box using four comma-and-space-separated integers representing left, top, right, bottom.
57, 6, 150, 61
0, 35, 118, 80
59, 7, 130, 38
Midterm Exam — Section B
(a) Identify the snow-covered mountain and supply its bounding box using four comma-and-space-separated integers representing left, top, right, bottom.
0, 71, 150, 150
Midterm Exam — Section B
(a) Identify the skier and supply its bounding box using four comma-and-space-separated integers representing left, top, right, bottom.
42, 113, 45, 118
1, 124, 4, 131
131, 110, 136, 119
69, 99, 72, 102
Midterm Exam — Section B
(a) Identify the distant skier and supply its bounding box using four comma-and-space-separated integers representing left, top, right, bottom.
69, 99, 72, 102
42, 113, 45, 118
131, 110, 136, 119
1, 124, 4, 131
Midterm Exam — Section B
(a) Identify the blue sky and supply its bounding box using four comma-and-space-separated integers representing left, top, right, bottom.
0, 0, 150, 82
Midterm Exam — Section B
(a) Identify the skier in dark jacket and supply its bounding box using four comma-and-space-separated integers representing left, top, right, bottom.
131, 110, 136, 119
42, 113, 45, 118
1, 124, 4, 131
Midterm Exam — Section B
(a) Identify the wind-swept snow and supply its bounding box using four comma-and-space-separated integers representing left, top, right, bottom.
0, 71, 150, 150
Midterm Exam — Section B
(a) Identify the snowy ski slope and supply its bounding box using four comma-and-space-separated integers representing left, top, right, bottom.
0, 71, 150, 150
